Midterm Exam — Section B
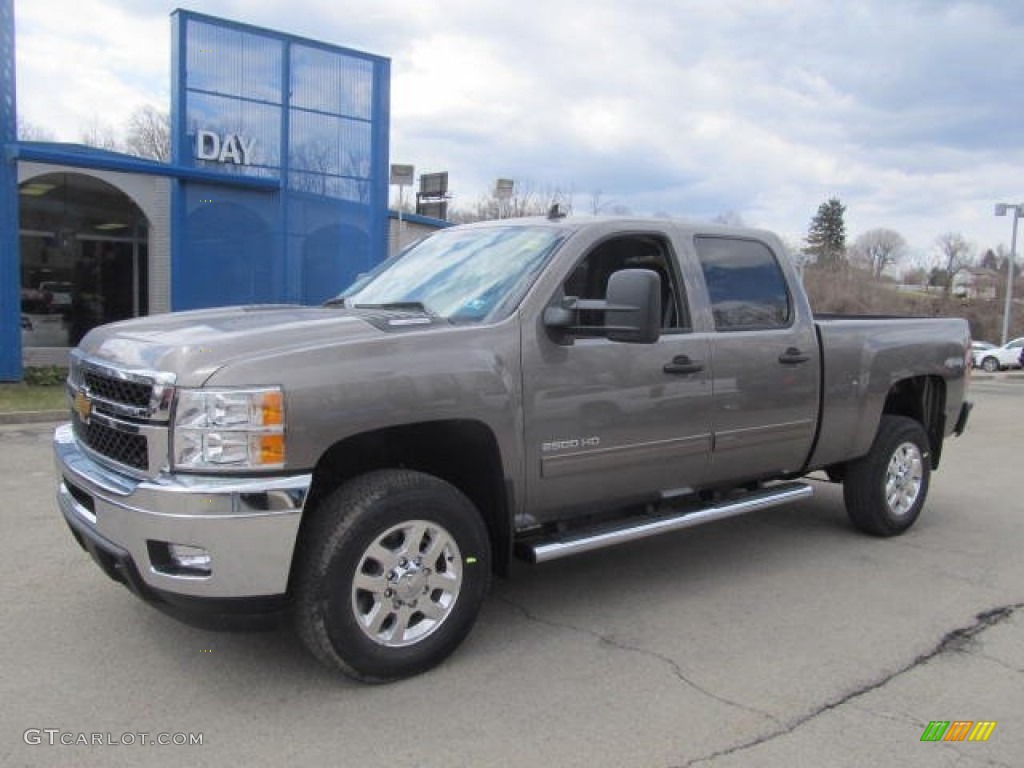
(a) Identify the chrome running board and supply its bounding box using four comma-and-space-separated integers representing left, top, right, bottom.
517, 482, 813, 564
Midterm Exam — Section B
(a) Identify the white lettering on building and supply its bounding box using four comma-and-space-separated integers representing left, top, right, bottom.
196, 129, 257, 165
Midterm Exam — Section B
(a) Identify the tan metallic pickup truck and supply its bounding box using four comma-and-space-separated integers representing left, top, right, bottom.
55, 215, 972, 681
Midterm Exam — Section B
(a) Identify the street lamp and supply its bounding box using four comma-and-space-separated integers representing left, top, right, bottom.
995, 202, 1023, 345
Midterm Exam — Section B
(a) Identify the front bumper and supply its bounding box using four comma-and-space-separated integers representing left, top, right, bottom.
54, 423, 311, 626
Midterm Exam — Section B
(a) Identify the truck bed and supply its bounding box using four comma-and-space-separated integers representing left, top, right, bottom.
807, 315, 970, 470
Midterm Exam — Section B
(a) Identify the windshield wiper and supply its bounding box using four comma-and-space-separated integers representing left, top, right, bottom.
353, 301, 438, 317
322, 296, 347, 307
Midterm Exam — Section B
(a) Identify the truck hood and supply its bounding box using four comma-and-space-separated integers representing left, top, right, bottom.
78, 305, 399, 387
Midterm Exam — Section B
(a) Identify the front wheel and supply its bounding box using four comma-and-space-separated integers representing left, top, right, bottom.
843, 415, 931, 536
293, 469, 491, 682
980, 356, 1000, 373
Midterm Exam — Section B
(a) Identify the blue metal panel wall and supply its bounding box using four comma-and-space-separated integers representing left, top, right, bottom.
0, 0, 19, 380
171, 11, 389, 310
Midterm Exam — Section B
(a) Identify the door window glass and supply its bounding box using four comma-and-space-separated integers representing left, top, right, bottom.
695, 237, 791, 331
563, 235, 689, 330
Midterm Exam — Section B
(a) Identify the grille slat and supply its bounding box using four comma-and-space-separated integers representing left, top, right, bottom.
74, 417, 149, 471
69, 355, 174, 477
82, 371, 152, 409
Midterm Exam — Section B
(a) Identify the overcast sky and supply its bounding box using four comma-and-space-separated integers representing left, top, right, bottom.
13, 0, 1024, 266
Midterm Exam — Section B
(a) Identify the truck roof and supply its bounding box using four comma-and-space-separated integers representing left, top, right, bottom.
453, 214, 783, 244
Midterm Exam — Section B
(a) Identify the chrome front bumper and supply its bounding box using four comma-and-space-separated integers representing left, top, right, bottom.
54, 423, 311, 601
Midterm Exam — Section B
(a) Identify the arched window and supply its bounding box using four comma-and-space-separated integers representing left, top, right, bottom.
19, 172, 149, 346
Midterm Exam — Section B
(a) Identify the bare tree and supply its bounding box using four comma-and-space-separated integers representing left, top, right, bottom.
451, 180, 572, 222
80, 117, 121, 151
124, 105, 170, 162
852, 228, 907, 279
713, 210, 746, 227
16, 116, 55, 141
589, 190, 622, 215
935, 232, 972, 294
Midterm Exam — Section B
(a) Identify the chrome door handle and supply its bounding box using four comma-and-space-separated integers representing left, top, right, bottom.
664, 355, 704, 375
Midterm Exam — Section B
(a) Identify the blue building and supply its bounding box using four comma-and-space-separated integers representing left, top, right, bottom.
1, 7, 442, 381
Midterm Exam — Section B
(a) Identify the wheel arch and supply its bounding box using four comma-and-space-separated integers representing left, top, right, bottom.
881, 375, 946, 468
291, 419, 512, 589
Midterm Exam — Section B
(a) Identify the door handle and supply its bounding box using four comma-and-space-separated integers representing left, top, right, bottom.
664, 355, 704, 375
778, 347, 811, 365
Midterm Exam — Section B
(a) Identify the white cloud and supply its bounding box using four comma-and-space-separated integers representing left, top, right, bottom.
12, 0, 1024, 256
15, 1, 169, 140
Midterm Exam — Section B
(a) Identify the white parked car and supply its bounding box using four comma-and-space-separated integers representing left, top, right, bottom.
976, 338, 1024, 372
970, 341, 996, 368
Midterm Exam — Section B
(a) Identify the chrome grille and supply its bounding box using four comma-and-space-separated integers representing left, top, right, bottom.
73, 416, 149, 471
68, 351, 176, 477
81, 370, 152, 409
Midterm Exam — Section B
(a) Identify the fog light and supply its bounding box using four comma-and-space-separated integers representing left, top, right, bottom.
167, 544, 212, 575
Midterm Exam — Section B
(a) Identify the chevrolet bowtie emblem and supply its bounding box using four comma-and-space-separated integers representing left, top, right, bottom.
74, 391, 92, 422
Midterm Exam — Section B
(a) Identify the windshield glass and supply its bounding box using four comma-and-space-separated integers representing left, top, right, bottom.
341, 225, 566, 322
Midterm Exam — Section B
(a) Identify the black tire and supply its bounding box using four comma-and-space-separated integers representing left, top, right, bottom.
981, 356, 1000, 373
293, 469, 491, 682
843, 415, 931, 537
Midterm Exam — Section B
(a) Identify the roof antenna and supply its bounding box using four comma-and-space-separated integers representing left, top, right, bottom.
547, 203, 567, 220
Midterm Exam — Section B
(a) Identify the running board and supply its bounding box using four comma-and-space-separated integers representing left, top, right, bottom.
517, 482, 813, 564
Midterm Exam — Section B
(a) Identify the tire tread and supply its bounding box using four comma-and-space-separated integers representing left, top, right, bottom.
292, 469, 490, 682
843, 415, 930, 537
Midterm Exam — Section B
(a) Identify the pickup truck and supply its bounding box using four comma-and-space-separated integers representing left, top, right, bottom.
54, 214, 972, 682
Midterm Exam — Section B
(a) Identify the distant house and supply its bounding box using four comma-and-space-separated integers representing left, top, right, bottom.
952, 267, 999, 300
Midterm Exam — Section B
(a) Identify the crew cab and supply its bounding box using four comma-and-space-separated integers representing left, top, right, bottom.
54, 215, 972, 681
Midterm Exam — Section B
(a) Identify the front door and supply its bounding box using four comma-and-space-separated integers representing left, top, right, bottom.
522, 233, 714, 524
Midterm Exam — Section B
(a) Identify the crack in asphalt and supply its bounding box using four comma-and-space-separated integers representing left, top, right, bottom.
676, 602, 1023, 767
491, 592, 783, 728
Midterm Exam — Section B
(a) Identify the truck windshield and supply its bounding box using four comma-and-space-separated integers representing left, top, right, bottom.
338, 225, 566, 322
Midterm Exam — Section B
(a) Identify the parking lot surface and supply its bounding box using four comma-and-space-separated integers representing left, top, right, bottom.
2, 377, 1021, 767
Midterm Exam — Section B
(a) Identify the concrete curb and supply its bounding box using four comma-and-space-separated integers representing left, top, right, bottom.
971, 371, 1024, 379
0, 410, 66, 425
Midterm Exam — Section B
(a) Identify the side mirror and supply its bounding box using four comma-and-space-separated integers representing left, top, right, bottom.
543, 268, 661, 344
605, 269, 661, 344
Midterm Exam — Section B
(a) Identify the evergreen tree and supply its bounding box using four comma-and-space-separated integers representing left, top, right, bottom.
805, 197, 847, 267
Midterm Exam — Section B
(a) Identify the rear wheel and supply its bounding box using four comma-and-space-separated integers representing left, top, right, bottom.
843, 415, 931, 536
981, 356, 1000, 372
294, 469, 491, 682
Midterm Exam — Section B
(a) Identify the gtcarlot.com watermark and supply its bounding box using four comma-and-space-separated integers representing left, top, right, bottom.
24, 729, 203, 747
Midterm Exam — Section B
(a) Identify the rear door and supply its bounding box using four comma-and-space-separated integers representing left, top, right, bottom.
692, 235, 820, 484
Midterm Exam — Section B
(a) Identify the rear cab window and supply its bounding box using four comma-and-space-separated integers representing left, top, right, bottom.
694, 236, 792, 331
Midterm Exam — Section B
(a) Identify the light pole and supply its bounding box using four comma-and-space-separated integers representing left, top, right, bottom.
995, 203, 1023, 345
390, 164, 414, 252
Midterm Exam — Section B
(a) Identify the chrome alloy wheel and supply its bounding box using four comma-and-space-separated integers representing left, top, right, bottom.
351, 520, 463, 648
885, 441, 924, 517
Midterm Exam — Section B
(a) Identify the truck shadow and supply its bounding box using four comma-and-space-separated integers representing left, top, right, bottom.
128, 489, 851, 688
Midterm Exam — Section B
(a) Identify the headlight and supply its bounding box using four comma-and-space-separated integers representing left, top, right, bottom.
172, 387, 285, 471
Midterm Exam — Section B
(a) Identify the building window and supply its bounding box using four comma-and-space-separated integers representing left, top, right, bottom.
19, 173, 149, 347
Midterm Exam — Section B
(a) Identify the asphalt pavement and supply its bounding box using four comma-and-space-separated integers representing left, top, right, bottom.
1, 377, 1021, 767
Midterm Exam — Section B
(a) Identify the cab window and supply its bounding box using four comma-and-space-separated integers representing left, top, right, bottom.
695, 236, 791, 331
562, 235, 689, 330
